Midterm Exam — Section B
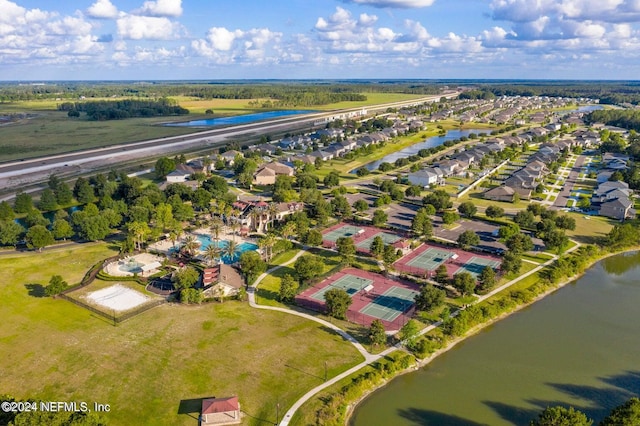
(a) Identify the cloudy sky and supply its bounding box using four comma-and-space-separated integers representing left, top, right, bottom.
1, 0, 640, 80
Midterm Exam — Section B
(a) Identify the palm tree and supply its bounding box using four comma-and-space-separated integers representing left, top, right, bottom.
203, 244, 221, 266
280, 221, 296, 241
182, 235, 200, 257
223, 239, 239, 263
210, 217, 223, 244
268, 202, 280, 231
249, 208, 261, 233
127, 221, 150, 251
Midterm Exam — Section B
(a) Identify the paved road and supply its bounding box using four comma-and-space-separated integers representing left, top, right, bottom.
553, 154, 586, 209
0, 93, 458, 197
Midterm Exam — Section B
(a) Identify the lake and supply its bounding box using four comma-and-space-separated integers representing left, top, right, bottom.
359, 128, 489, 172
165, 110, 316, 127
350, 251, 640, 426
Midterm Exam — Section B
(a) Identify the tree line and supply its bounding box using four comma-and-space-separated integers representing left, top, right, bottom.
58, 98, 189, 120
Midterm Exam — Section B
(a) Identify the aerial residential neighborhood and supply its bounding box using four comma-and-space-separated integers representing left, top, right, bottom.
4, 78, 640, 426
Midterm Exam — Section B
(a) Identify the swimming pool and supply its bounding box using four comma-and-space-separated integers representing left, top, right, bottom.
118, 260, 144, 273
195, 235, 259, 264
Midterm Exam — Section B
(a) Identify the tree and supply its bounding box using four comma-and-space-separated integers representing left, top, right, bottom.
331, 195, 352, 219
172, 266, 199, 290
601, 397, 640, 426
442, 211, 460, 225
323, 171, 340, 188
369, 319, 387, 347
370, 235, 384, 258
353, 199, 369, 212
414, 284, 446, 311
514, 210, 536, 228
304, 229, 323, 246
422, 190, 452, 211
372, 209, 388, 226
223, 238, 239, 261
399, 319, 420, 346
239, 250, 266, 284
74, 177, 95, 204
434, 264, 449, 284
0, 201, 15, 221
294, 255, 324, 285
530, 406, 592, 426
452, 272, 476, 296
127, 221, 150, 251
478, 266, 497, 292
0, 220, 24, 246
498, 223, 521, 241
485, 205, 505, 218
381, 244, 398, 266
278, 274, 299, 303
542, 228, 569, 253
14, 192, 33, 214
356, 167, 371, 177
37, 188, 58, 211
155, 157, 176, 179
180, 288, 203, 304
324, 288, 352, 319
501, 251, 522, 275
44, 275, 68, 296
555, 215, 576, 231
411, 208, 433, 237
336, 236, 357, 264
457, 230, 480, 249
505, 233, 534, 254
458, 201, 477, 218
25, 225, 54, 251
52, 219, 74, 240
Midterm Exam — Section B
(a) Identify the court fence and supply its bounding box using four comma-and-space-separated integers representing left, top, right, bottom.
56, 293, 166, 326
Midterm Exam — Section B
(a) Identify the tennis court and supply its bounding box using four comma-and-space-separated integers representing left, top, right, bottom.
457, 256, 501, 277
360, 286, 418, 322
322, 224, 364, 243
406, 247, 455, 271
310, 273, 373, 301
356, 232, 402, 250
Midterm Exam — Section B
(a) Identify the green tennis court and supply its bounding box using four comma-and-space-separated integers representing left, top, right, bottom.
323, 225, 364, 242
356, 232, 402, 249
457, 256, 501, 277
406, 247, 455, 271
360, 286, 418, 322
311, 274, 373, 301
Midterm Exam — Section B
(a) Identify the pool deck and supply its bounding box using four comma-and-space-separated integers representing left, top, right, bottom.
103, 253, 164, 277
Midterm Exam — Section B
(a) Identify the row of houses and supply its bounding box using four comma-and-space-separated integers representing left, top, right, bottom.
592, 180, 635, 221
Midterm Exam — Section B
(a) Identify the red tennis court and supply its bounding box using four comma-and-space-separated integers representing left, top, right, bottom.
296, 267, 420, 330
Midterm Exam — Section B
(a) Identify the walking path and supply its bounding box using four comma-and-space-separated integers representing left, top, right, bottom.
247, 249, 373, 361
248, 241, 578, 425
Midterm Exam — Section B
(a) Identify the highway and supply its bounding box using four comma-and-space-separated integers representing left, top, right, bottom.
0, 92, 457, 197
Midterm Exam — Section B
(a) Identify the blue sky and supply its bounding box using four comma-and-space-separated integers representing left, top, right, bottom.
1, 0, 640, 80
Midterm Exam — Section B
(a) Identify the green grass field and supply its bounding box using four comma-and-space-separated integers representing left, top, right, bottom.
0, 243, 363, 425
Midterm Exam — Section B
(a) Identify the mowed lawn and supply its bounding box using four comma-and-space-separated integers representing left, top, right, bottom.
0, 243, 363, 425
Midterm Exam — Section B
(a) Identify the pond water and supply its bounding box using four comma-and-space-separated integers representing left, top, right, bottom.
351, 251, 640, 426
358, 128, 488, 172
165, 110, 316, 127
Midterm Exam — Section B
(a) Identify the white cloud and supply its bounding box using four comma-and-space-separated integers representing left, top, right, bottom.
117, 14, 181, 40
206, 27, 241, 51
86, 0, 118, 19
342, 0, 435, 8
136, 0, 183, 17
192, 26, 283, 64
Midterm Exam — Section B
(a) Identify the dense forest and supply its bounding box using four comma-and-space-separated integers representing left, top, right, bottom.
587, 109, 640, 132
480, 82, 640, 105
57, 98, 189, 120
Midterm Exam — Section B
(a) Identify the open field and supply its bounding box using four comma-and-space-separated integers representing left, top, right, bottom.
0, 110, 196, 162
0, 243, 363, 425
0, 92, 429, 162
